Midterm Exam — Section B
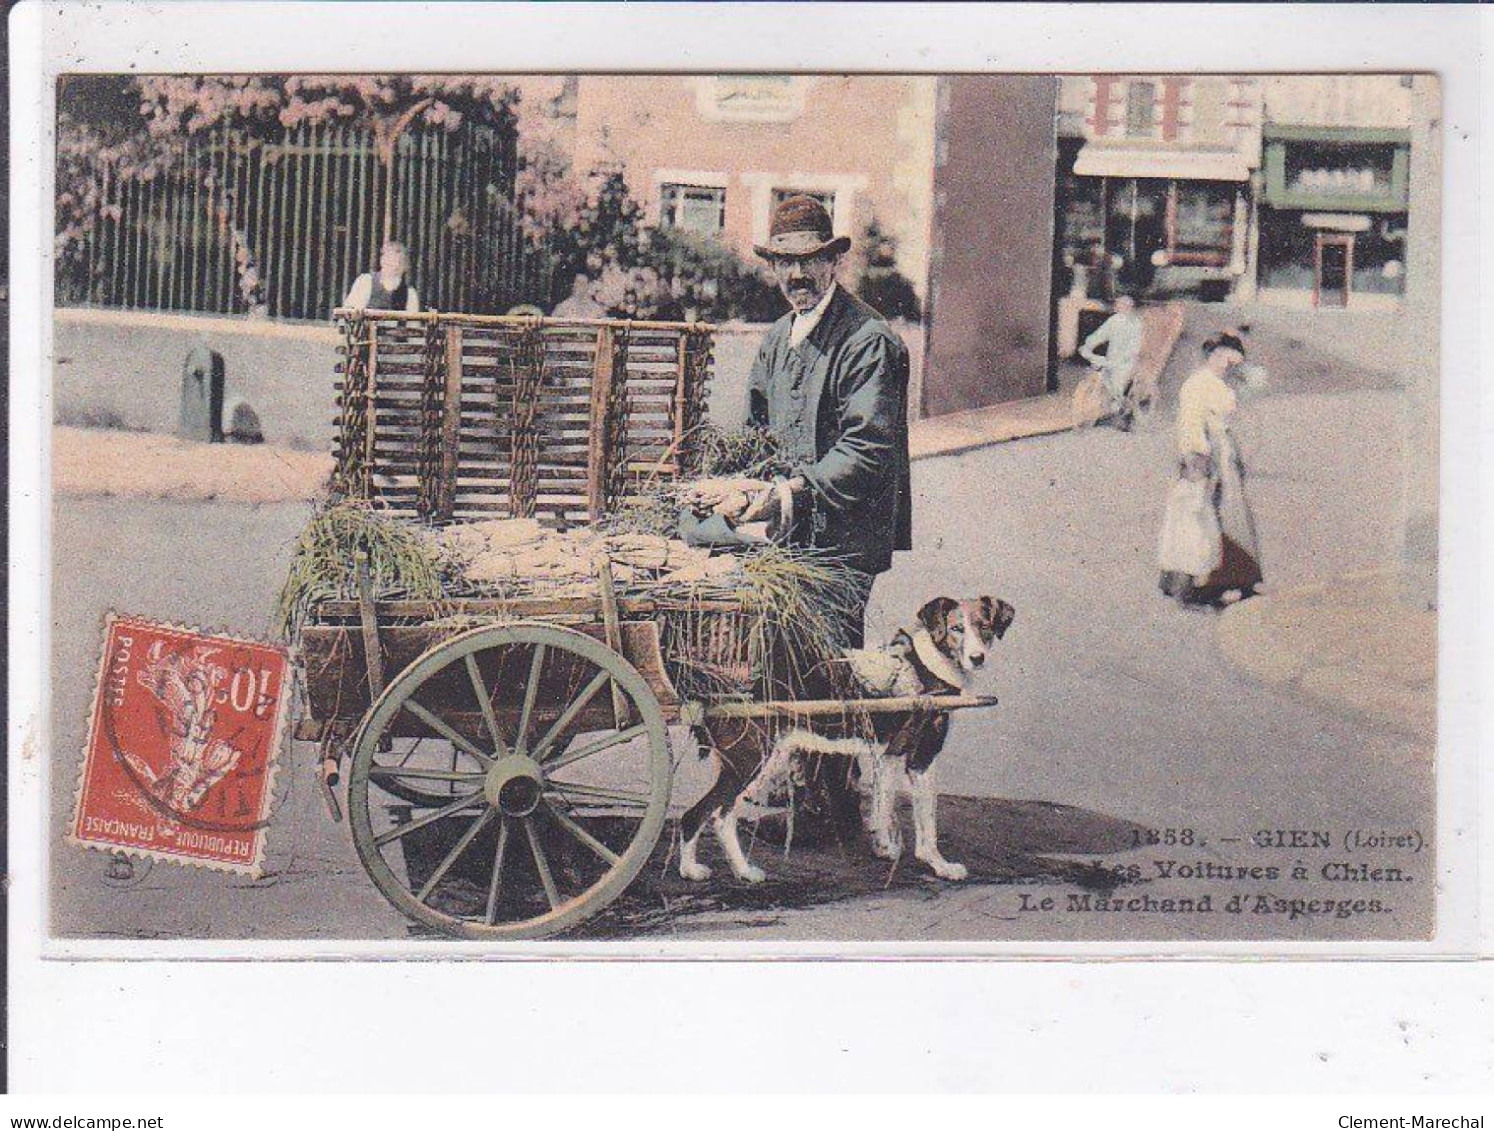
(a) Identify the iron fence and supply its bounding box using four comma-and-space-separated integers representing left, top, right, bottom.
55, 121, 557, 321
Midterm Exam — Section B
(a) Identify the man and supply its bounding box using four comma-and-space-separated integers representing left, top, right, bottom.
342, 240, 420, 313
730, 194, 913, 650
551, 271, 604, 319
1078, 292, 1143, 430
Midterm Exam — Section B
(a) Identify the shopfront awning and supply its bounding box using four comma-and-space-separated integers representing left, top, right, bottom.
1073, 146, 1251, 182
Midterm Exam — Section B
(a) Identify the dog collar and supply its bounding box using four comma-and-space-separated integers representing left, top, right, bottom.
909, 627, 966, 692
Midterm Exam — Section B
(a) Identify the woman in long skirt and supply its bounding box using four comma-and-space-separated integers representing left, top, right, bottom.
1158, 331, 1264, 606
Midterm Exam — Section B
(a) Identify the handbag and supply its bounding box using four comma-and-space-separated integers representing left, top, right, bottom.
1157, 475, 1223, 579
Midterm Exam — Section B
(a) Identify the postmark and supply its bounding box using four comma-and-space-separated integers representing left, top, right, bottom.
69, 614, 291, 876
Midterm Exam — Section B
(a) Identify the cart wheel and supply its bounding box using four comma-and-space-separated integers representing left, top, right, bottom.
347, 623, 670, 940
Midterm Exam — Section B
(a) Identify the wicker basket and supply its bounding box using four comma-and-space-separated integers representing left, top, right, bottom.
660, 606, 758, 699
333, 309, 713, 528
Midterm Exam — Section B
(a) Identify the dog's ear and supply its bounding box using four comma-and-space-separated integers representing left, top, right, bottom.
975, 596, 1016, 640
917, 597, 959, 648
993, 599, 1016, 639
976, 596, 996, 632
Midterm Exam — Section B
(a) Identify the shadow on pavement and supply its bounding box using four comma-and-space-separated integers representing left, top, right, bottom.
572, 795, 1147, 938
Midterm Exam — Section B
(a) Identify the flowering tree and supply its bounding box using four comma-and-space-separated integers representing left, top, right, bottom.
56, 73, 787, 319
137, 75, 522, 244
58, 75, 526, 309
542, 171, 781, 321
55, 76, 164, 300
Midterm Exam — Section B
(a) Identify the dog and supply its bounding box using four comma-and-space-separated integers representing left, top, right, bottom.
678, 595, 1015, 884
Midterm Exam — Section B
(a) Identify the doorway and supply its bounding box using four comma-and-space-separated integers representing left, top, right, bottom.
1313, 232, 1354, 308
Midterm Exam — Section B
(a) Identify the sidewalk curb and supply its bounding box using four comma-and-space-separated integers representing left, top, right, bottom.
909, 302, 1184, 462
54, 426, 332, 503
1215, 567, 1435, 742
56, 304, 340, 345
910, 395, 1072, 460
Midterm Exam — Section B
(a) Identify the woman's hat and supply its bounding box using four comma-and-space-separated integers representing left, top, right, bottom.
753, 195, 852, 261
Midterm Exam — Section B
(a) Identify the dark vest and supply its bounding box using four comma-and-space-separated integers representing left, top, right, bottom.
367, 273, 410, 311
774, 342, 820, 468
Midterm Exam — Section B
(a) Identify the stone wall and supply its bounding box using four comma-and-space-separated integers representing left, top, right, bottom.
53, 309, 926, 452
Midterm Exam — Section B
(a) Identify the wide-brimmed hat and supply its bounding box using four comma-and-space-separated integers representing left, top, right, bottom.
753, 195, 852, 261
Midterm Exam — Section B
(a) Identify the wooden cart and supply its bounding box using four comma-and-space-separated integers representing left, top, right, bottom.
296, 311, 995, 940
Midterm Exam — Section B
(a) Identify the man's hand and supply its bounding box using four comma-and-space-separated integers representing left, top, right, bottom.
737, 476, 805, 536
736, 486, 781, 527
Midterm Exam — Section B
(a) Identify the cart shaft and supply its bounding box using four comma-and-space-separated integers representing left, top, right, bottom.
702, 693, 997, 720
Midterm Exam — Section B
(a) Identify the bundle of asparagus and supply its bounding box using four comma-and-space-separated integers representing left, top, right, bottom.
436, 518, 742, 593
275, 428, 864, 700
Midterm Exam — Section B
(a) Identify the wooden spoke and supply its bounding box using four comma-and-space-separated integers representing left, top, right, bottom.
372, 790, 484, 849
512, 645, 548, 758
348, 623, 671, 940
368, 766, 485, 784
545, 803, 621, 867
416, 809, 495, 904
484, 819, 511, 925
544, 780, 650, 808
464, 653, 509, 758
523, 817, 561, 910
401, 698, 494, 766
530, 668, 612, 762
542, 724, 649, 772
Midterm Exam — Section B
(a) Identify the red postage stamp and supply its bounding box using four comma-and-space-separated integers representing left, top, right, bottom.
69, 615, 292, 875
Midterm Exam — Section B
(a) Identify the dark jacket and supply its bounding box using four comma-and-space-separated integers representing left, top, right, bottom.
748, 286, 913, 576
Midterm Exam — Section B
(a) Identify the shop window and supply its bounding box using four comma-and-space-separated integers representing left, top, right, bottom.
1169, 183, 1234, 266
1258, 209, 1317, 292
1058, 166, 1106, 265
1285, 142, 1396, 199
1350, 218, 1408, 295
1125, 82, 1157, 138
660, 184, 727, 236
1103, 178, 1167, 291
1256, 211, 1406, 298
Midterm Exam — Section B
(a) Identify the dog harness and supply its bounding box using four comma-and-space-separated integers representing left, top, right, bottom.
904, 627, 966, 694
842, 627, 965, 699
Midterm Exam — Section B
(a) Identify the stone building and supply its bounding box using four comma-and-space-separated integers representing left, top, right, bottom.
551, 75, 937, 305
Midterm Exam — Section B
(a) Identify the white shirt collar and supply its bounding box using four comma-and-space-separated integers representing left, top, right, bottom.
789, 281, 837, 348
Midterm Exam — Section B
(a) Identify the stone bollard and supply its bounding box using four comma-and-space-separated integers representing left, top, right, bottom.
179, 345, 225, 443
223, 397, 265, 444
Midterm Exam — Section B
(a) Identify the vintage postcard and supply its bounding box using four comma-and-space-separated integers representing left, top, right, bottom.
40, 65, 1455, 952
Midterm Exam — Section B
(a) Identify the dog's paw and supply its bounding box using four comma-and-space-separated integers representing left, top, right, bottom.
679, 860, 712, 882
733, 863, 767, 884
871, 833, 903, 862
925, 858, 968, 881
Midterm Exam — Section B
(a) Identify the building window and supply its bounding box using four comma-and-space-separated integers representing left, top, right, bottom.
1126, 82, 1157, 138
770, 187, 836, 222
660, 184, 727, 236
